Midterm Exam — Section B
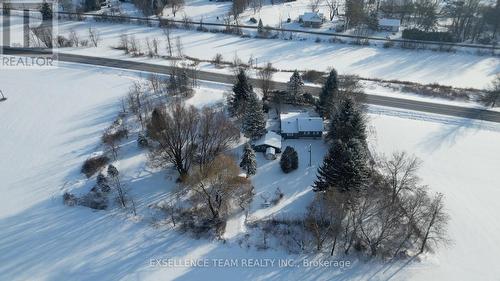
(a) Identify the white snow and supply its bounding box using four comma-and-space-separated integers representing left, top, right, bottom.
1, 59, 500, 281
3, 14, 499, 89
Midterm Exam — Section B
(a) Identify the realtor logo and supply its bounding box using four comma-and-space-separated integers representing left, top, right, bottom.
0, 0, 58, 68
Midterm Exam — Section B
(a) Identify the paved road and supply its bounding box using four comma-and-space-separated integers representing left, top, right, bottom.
3, 47, 500, 123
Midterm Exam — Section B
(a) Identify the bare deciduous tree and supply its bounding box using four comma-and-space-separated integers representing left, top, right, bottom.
380, 151, 422, 203
196, 107, 240, 168
147, 103, 199, 179
418, 193, 449, 254
482, 75, 500, 107
325, 0, 337, 20
257, 62, 275, 100
88, 27, 101, 47
170, 0, 184, 17
185, 155, 253, 221
309, 0, 322, 12
231, 0, 247, 20
163, 25, 173, 57
127, 81, 150, 130
108, 164, 126, 208
175, 36, 183, 57
69, 29, 80, 47
30, 26, 53, 48
128, 35, 141, 56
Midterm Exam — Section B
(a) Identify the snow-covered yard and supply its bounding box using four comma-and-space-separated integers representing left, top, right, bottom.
1, 63, 500, 280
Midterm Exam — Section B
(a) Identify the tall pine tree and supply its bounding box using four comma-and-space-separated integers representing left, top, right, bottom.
257, 19, 264, 33
318, 69, 339, 118
286, 70, 304, 103
228, 68, 253, 117
240, 143, 257, 177
313, 138, 368, 193
242, 92, 267, 139
40, 1, 53, 20
326, 98, 367, 146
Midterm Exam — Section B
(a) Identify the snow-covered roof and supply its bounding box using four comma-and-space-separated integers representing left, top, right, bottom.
300, 12, 323, 23
280, 112, 323, 134
254, 131, 282, 149
378, 18, 400, 27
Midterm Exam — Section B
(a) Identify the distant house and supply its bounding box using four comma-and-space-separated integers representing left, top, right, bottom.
378, 18, 400, 32
280, 112, 323, 139
252, 131, 282, 155
299, 12, 324, 28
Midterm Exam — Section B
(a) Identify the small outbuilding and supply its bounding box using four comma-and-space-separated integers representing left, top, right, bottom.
265, 147, 276, 160
299, 12, 324, 28
378, 18, 400, 32
252, 131, 282, 154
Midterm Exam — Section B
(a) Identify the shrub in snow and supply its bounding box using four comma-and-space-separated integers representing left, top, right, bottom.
96, 173, 111, 193
63, 192, 77, 206
302, 93, 317, 106
270, 187, 284, 205
56, 35, 73, 47
102, 128, 128, 144
383, 41, 395, 48
212, 53, 223, 67
81, 155, 109, 178
79, 190, 108, 210
137, 133, 149, 148
280, 146, 298, 173
302, 70, 324, 83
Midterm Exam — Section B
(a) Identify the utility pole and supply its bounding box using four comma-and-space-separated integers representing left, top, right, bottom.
308, 144, 312, 167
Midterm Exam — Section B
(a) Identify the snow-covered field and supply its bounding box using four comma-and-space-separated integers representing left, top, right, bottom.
130, 0, 401, 39
3, 14, 499, 90
1, 63, 500, 281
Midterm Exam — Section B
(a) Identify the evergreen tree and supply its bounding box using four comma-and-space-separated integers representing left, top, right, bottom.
319, 69, 339, 117
313, 138, 368, 193
326, 98, 367, 145
84, 0, 100, 12
40, 1, 52, 21
107, 164, 119, 178
228, 68, 253, 116
257, 19, 264, 33
280, 146, 299, 173
240, 143, 257, 177
286, 70, 304, 103
242, 92, 267, 139
107, 164, 126, 207
96, 173, 111, 193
